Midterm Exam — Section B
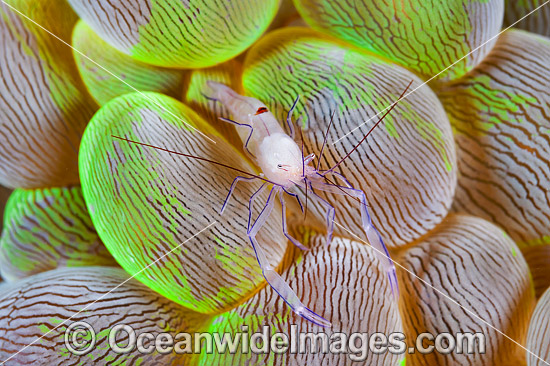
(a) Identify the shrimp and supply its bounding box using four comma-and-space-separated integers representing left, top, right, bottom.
116, 81, 411, 327
203, 81, 412, 327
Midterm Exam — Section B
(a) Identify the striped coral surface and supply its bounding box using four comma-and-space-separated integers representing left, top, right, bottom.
0, 0, 548, 365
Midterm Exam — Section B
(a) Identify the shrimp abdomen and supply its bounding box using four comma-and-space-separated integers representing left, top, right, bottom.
206, 81, 285, 149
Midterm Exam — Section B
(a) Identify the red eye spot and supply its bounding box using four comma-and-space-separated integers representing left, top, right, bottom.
255, 107, 268, 115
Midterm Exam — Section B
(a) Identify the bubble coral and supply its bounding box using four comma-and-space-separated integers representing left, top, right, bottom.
0, 267, 208, 365
0, 0, 548, 365
0, 0, 97, 188
0, 186, 117, 281
66, 0, 280, 68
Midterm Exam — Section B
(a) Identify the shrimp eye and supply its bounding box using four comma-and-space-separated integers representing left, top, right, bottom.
277, 164, 282, 168
255, 107, 268, 115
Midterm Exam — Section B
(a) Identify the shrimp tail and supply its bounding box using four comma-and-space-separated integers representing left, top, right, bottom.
248, 185, 331, 327
204, 80, 238, 101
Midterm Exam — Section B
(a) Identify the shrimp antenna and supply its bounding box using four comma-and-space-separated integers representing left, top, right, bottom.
286, 96, 299, 138
299, 127, 308, 219
316, 109, 337, 172
304, 177, 309, 220
111, 136, 280, 186
325, 80, 413, 175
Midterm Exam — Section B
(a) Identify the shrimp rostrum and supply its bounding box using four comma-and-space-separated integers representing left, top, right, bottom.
206, 81, 411, 328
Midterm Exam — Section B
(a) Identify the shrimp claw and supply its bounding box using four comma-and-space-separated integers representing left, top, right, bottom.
306, 182, 336, 246
248, 186, 331, 327
310, 177, 399, 299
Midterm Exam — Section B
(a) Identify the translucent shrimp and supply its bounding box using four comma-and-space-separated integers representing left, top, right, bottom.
206, 81, 412, 327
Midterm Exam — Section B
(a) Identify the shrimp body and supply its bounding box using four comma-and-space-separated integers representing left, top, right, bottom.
206, 81, 400, 328
207, 82, 284, 151
256, 133, 315, 187
207, 81, 315, 187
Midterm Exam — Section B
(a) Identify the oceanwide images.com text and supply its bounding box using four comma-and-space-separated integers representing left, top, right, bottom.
65, 322, 486, 361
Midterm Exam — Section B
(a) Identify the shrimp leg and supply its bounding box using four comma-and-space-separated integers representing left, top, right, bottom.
279, 193, 309, 251
305, 181, 336, 247
309, 179, 399, 298
247, 183, 267, 229
248, 186, 331, 327
321, 171, 353, 188
219, 117, 255, 157
282, 187, 304, 213
202, 90, 255, 156
220, 176, 257, 214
